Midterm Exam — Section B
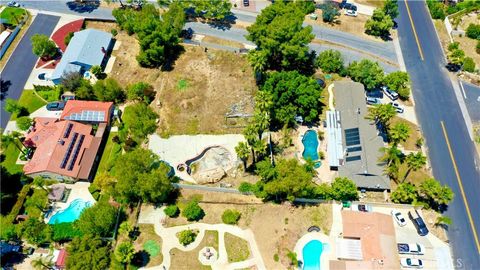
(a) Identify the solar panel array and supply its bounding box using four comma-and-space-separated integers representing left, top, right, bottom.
63, 123, 73, 138
344, 128, 362, 162
60, 133, 79, 169
65, 110, 106, 122
68, 135, 85, 171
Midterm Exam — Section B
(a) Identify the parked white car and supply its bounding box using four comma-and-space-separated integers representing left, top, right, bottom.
344, 9, 358, 17
390, 102, 404, 113
391, 210, 407, 226
7, 1, 20, 7
400, 258, 423, 268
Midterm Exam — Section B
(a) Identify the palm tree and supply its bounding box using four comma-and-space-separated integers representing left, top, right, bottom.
367, 104, 397, 130
32, 177, 49, 192
248, 50, 268, 74
253, 139, 267, 161
379, 145, 402, 167
253, 110, 270, 140
389, 122, 410, 146
384, 160, 400, 182
403, 152, 427, 182
31, 255, 54, 270
235, 141, 250, 170
255, 91, 273, 113
243, 124, 258, 163
1, 131, 26, 155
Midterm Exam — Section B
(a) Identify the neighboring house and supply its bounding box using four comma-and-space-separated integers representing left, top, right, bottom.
60, 100, 114, 125
330, 211, 400, 270
23, 117, 105, 182
51, 29, 113, 84
330, 81, 390, 191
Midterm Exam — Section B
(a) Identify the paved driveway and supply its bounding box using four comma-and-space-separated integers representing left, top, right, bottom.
0, 13, 60, 129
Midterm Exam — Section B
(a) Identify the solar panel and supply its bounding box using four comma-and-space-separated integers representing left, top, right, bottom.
66, 110, 105, 122
345, 128, 361, 146
347, 146, 362, 152
67, 134, 85, 171
63, 123, 73, 138
345, 155, 362, 162
60, 132, 78, 169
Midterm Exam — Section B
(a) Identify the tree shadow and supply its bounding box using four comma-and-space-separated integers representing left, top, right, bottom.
66, 0, 100, 13
161, 45, 186, 72
131, 250, 150, 267
1, 79, 12, 100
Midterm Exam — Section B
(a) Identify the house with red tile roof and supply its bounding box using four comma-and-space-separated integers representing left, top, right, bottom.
60, 100, 113, 125
23, 117, 105, 181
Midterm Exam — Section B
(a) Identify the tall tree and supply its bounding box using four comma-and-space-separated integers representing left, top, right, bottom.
403, 152, 427, 182
122, 102, 158, 142
246, 1, 315, 74
93, 78, 125, 103
367, 103, 397, 130
322, 4, 340, 23
347, 59, 384, 89
316, 50, 344, 74
1, 131, 26, 155
74, 201, 116, 237
5, 99, 26, 116
115, 241, 135, 265
383, 0, 399, 19
365, 8, 394, 38
417, 178, 454, 210
329, 177, 358, 201
179, 0, 232, 21
389, 122, 410, 146
66, 235, 111, 270
390, 182, 417, 204
31, 34, 57, 59
235, 141, 250, 170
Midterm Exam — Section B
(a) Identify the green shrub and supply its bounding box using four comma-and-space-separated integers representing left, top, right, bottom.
8, 185, 30, 220
477, 40, 480, 54
181, 200, 204, 221
111, 28, 118, 36
50, 222, 82, 242
447, 42, 459, 52
397, 87, 411, 100
164, 205, 179, 218
238, 182, 254, 193
273, 253, 279, 262
426, 0, 446, 20
466, 23, 480, 40
221, 209, 241, 225
16, 116, 33, 131
463, 57, 476, 73
64, 32, 74, 45
178, 229, 197, 246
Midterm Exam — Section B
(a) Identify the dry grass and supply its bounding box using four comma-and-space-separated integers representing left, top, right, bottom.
0, 13, 32, 70
169, 230, 218, 270
422, 209, 449, 242
166, 189, 333, 269
390, 116, 423, 151
305, 11, 383, 42
456, 12, 480, 67
398, 163, 431, 186
354, 0, 385, 8
433, 20, 452, 55
225, 232, 251, 262
134, 225, 164, 267
86, 21, 256, 136
201, 35, 245, 49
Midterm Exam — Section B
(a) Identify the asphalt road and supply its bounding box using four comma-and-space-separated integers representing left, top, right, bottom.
0, 13, 60, 129
397, 1, 480, 268
461, 81, 480, 123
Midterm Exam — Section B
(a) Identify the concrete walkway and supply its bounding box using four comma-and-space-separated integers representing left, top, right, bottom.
328, 83, 335, 110
139, 206, 266, 270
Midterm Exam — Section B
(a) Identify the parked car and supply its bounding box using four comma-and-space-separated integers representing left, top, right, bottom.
344, 9, 358, 17
366, 97, 381, 105
389, 102, 404, 113
400, 258, 424, 268
391, 210, 407, 226
46, 102, 65, 111
316, 78, 326, 88
397, 243, 425, 255
382, 86, 399, 101
408, 210, 429, 236
352, 204, 372, 212
344, 3, 357, 11
243, 0, 250, 7
366, 90, 384, 99
7, 1, 20, 7
445, 62, 461, 72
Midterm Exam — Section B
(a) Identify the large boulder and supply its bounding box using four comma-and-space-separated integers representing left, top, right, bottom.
195, 167, 226, 184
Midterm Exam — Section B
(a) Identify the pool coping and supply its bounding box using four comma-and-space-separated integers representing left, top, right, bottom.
294, 232, 331, 270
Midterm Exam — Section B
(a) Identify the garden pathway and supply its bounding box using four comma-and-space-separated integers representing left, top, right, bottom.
139, 206, 266, 270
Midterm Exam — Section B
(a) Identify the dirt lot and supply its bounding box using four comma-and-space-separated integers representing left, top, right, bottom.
354, 0, 385, 8
456, 12, 480, 67
166, 189, 333, 269
86, 21, 256, 136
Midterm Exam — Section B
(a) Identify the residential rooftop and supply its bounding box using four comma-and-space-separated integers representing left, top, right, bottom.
60, 100, 113, 124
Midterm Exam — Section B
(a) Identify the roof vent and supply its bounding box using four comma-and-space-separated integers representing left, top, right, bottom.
58, 139, 65, 145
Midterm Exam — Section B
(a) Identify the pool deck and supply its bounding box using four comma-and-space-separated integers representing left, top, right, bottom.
44, 181, 95, 223
294, 232, 332, 270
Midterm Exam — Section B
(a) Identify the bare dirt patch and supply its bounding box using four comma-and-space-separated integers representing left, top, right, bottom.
134, 224, 164, 267
166, 189, 333, 269
86, 21, 257, 135
354, 0, 385, 8
456, 12, 480, 67
201, 35, 245, 49
391, 116, 423, 151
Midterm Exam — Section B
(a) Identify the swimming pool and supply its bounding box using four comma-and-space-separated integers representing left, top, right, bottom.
302, 240, 324, 270
48, 198, 92, 224
302, 130, 321, 168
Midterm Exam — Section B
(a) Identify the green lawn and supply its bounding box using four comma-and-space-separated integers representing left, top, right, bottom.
96, 132, 121, 174
10, 90, 47, 120
35, 89, 60, 102
0, 143, 23, 174
0, 7, 26, 26
224, 232, 250, 263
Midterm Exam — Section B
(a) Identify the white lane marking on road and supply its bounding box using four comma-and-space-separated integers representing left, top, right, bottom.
460, 81, 467, 99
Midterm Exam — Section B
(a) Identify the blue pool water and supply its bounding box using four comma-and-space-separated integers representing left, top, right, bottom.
302, 240, 324, 270
302, 130, 321, 168
48, 198, 92, 224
